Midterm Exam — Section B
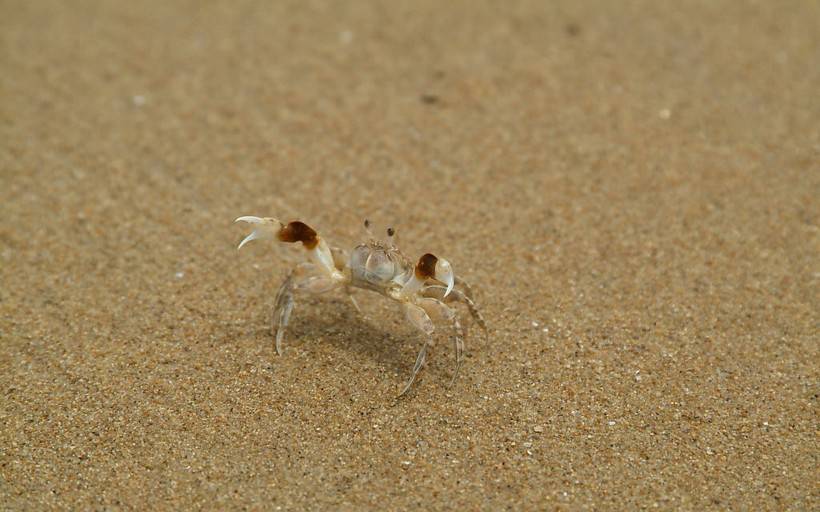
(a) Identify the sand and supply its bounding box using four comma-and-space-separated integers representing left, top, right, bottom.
1, 1, 818, 509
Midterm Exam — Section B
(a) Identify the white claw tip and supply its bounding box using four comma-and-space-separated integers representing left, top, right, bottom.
235, 216, 264, 224
234, 216, 282, 250
436, 258, 455, 298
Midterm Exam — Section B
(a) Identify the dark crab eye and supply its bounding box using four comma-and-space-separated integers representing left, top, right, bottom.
387, 227, 395, 237
364, 219, 371, 229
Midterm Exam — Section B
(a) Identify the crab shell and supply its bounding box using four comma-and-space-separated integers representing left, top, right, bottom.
348, 243, 454, 297
349, 243, 411, 288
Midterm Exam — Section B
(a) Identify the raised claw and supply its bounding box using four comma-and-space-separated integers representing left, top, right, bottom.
404, 253, 454, 298
235, 216, 283, 250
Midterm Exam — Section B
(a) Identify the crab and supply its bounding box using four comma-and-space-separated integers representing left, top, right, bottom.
235, 216, 487, 395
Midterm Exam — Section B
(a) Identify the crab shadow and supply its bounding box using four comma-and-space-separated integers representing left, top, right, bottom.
250, 297, 455, 378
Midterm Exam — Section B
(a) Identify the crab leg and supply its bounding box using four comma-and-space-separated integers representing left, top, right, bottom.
423, 285, 487, 339
399, 339, 429, 397
454, 276, 476, 301
345, 288, 363, 315
271, 267, 344, 354
272, 271, 296, 355
418, 298, 464, 386
399, 302, 435, 396
449, 313, 465, 386
271, 262, 313, 354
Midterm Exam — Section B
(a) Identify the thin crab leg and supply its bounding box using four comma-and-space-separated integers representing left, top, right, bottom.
423, 285, 488, 339
399, 339, 429, 397
417, 297, 464, 387
271, 269, 298, 355
454, 276, 476, 301
271, 262, 342, 355
400, 302, 435, 396
449, 312, 465, 387
346, 288, 364, 315
271, 273, 345, 354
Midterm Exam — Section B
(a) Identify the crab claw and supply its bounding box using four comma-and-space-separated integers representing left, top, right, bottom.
413, 253, 455, 297
235, 216, 283, 250
435, 258, 455, 297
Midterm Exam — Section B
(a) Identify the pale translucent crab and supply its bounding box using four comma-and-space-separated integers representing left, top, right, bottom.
235, 216, 487, 395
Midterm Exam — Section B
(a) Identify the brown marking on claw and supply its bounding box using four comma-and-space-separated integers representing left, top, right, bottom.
415, 253, 438, 279
278, 221, 319, 249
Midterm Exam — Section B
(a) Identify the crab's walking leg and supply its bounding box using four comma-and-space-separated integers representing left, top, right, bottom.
346, 288, 364, 315
399, 338, 429, 397
454, 276, 476, 301
399, 302, 435, 396
452, 289, 487, 337
418, 298, 464, 387
270, 262, 314, 354
423, 285, 488, 339
271, 269, 344, 354
272, 271, 297, 355
449, 313, 465, 386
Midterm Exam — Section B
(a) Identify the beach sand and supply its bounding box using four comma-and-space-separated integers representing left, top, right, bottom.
1, 1, 817, 509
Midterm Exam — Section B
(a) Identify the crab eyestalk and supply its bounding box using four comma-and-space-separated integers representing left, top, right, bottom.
414, 253, 454, 297
386, 227, 397, 247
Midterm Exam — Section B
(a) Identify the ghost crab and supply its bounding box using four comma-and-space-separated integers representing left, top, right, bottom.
235, 216, 487, 395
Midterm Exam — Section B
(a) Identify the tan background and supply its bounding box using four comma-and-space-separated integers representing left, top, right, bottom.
1, 1, 817, 509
